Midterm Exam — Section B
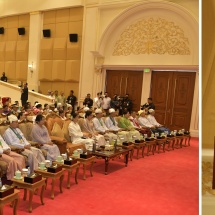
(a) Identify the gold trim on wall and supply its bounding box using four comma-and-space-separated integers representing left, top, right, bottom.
113, 18, 190, 56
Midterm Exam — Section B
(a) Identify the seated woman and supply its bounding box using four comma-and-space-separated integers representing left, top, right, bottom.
82, 110, 106, 146
118, 110, 141, 140
68, 113, 94, 149
0, 135, 25, 180
147, 109, 170, 134
31, 114, 60, 161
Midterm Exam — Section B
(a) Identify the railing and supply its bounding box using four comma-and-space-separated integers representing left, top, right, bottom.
0, 80, 53, 105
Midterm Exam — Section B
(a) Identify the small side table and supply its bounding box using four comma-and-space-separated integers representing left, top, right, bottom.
182, 134, 191, 147
175, 136, 184, 149
0, 189, 19, 215
34, 169, 64, 199
155, 138, 166, 153
117, 144, 134, 161
133, 142, 145, 159
53, 161, 80, 189
145, 140, 156, 156
11, 178, 46, 213
166, 137, 175, 151
73, 156, 95, 180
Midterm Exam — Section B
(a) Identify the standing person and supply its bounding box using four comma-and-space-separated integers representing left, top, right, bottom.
31, 115, 60, 161
57, 91, 66, 107
21, 83, 28, 107
0, 72, 7, 82
141, 97, 155, 112
53, 90, 59, 107
67, 90, 77, 113
94, 92, 103, 109
83, 94, 93, 108
4, 115, 45, 173
110, 94, 120, 110
123, 94, 132, 112
101, 92, 111, 113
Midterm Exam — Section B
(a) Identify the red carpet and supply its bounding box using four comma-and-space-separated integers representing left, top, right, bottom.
3, 138, 199, 215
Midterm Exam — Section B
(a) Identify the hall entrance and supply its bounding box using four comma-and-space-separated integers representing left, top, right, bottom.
106, 70, 143, 111
151, 71, 196, 131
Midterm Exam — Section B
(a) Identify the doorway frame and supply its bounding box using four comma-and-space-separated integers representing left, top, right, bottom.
101, 65, 199, 137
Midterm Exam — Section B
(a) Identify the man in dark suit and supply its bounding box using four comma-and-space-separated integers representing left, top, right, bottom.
141, 97, 155, 111
21, 83, 28, 107
83, 93, 93, 108
1, 72, 7, 82
67, 90, 77, 113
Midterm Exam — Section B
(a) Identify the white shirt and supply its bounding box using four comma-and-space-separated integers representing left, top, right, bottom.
102, 97, 111, 109
0, 135, 11, 154
94, 97, 102, 108
147, 115, 161, 127
92, 117, 109, 133
68, 121, 84, 141
138, 116, 154, 128
105, 116, 120, 131
4, 127, 31, 148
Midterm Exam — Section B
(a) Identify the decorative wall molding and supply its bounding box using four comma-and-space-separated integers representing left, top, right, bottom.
113, 18, 190, 56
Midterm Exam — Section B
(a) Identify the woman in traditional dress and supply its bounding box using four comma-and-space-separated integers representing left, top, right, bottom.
31, 114, 60, 161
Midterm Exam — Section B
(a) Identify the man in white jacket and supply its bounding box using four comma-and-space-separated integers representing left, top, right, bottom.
105, 108, 129, 141
0, 135, 25, 180
147, 109, 170, 134
92, 109, 117, 141
4, 115, 45, 173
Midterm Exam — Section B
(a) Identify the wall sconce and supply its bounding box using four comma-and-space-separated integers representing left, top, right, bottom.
28, 62, 33, 73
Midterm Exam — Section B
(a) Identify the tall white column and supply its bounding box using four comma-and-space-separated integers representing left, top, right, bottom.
27, 11, 43, 92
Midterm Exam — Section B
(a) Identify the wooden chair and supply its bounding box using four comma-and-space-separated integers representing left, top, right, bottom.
45, 113, 85, 155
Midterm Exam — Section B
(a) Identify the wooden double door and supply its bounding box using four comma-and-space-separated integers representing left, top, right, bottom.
106, 70, 143, 111
151, 71, 196, 131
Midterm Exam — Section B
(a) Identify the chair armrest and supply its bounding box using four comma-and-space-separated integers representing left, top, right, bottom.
50, 136, 67, 144
50, 136, 67, 154
10, 146, 24, 154
29, 141, 42, 148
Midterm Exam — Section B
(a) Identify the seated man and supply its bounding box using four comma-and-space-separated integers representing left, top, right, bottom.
118, 110, 141, 140
31, 114, 60, 161
147, 109, 170, 134
105, 108, 129, 141
81, 110, 106, 146
68, 113, 94, 148
129, 111, 151, 137
4, 115, 45, 173
138, 110, 160, 135
0, 135, 25, 180
92, 109, 117, 141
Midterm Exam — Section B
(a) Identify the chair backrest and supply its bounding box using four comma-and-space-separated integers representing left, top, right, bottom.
18, 121, 33, 141
78, 118, 85, 130
0, 124, 9, 137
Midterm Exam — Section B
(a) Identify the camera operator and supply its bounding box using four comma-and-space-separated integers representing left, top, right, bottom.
83, 93, 93, 108
110, 94, 120, 110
